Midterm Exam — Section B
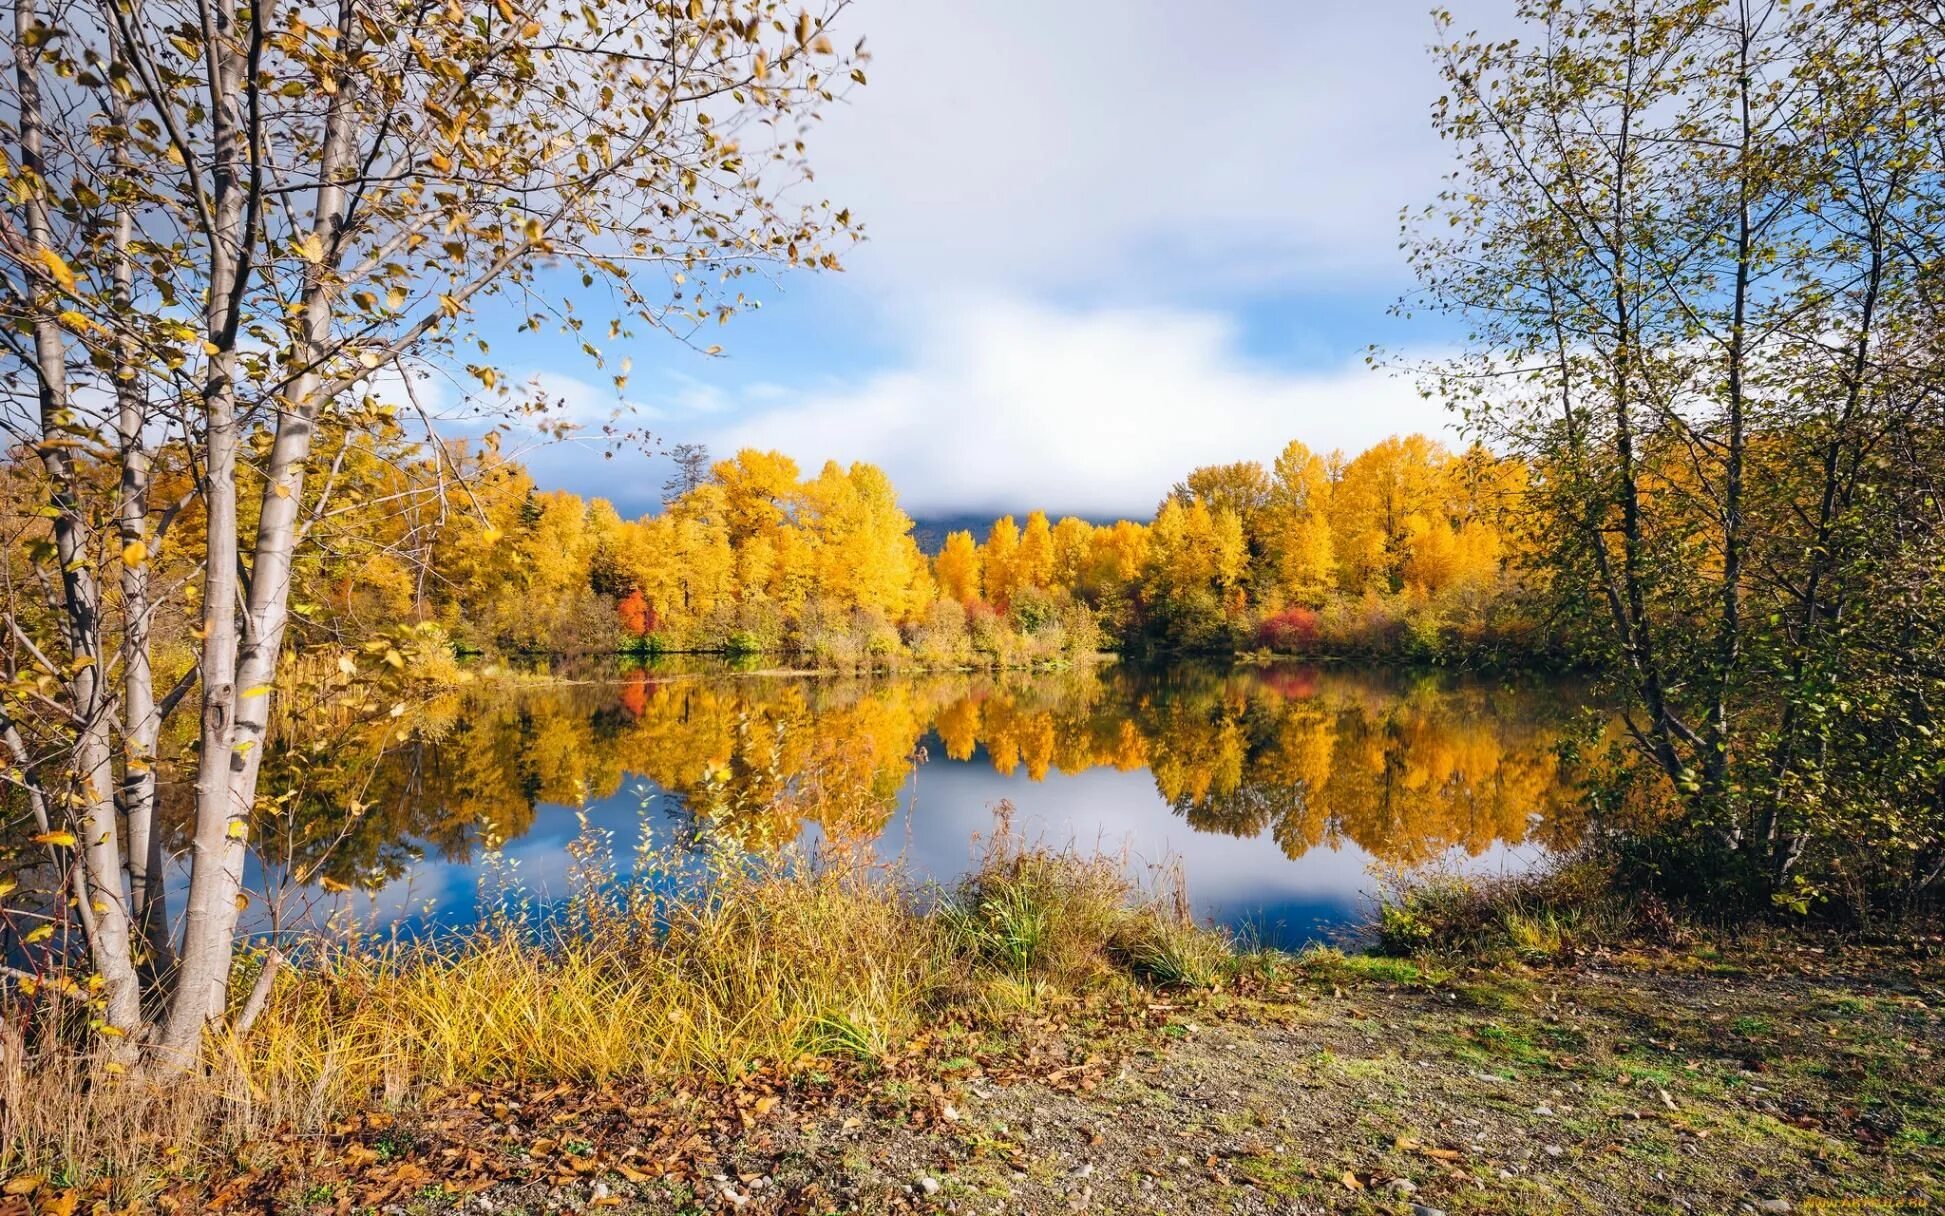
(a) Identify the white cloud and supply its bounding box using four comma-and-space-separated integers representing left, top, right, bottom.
704, 295, 1456, 519
482, 1, 1514, 514
808, 0, 1488, 297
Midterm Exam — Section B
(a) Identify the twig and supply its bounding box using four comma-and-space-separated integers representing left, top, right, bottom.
232, 947, 286, 1036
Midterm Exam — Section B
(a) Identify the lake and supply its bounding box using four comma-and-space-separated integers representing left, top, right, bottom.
249, 660, 1597, 950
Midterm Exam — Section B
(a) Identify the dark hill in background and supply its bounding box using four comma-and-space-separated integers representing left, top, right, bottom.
909, 513, 1124, 556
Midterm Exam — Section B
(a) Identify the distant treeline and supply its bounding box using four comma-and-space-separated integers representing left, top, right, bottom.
288, 432, 1546, 667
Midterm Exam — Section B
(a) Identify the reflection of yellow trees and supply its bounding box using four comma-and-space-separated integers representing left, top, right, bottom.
274, 665, 1591, 890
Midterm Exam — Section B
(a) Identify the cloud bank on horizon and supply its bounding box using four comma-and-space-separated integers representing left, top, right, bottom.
492, 0, 1496, 518
703, 298, 1454, 521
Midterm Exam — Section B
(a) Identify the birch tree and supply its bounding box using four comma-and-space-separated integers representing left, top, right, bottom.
1, 0, 860, 1068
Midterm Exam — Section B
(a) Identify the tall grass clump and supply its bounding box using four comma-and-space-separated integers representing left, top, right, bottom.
1370, 852, 1650, 960
239, 824, 952, 1108
941, 809, 1232, 1006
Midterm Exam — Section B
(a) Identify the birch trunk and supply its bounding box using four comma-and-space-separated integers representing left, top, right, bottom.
222, 0, 356, 896
151, 0, 257, 1061
14, 0, 144, 1041
109, 59, 172, 984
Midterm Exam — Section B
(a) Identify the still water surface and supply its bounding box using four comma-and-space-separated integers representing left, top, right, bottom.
261, 661, 1596, 949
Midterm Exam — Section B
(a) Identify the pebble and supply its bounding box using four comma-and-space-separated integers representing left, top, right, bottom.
1755, 1202, 1792, 1214
1411, 1205, 1448, 1216
1543, 1144, 1565, 1157
917, 1175, 942, 1197
1383, 1177, 1418, 1194
1533, 1104, 1554, 1116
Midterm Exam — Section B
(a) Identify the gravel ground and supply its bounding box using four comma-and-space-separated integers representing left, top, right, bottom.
222, 940, 1942, 1216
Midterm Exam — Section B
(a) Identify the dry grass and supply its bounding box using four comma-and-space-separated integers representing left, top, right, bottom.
0, 819, 1233, 1203
1371, 851, 1659, 960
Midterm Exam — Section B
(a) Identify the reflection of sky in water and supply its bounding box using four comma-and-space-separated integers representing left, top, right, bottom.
299, 730, 1546, 953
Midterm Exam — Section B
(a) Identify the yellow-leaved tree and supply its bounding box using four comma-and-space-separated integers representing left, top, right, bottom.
0, 0, 862, 1069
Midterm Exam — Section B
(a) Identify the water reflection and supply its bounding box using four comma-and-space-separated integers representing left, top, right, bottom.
250, 661, 1593, 944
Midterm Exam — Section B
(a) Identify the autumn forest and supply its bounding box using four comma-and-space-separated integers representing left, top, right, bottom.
267, 430, 1534, 668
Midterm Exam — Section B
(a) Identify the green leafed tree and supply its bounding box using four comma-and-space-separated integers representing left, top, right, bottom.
1407, 0, 1945, 914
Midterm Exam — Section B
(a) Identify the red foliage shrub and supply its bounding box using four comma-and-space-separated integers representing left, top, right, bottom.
617, 588, 657, 637
1255, 606, 1322, 653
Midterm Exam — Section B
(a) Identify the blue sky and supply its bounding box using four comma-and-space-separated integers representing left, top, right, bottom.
454, 0, 1497, 520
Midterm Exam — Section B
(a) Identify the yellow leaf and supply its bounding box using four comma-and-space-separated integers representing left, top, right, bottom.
298, 232, 325, 263
2, 1175, 44, 1197
23, 924, 54, 945
56, 309, 93, 332
0, 877, 16, 898
31, 830, 77, 847
121, 540, 147, 567
34, 247, 75, 291
226, 819, 249, 841
429, 151, 454, 173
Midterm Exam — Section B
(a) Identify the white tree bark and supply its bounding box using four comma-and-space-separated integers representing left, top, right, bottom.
14, 0, 144, 1043
151, 0, 257, 1061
